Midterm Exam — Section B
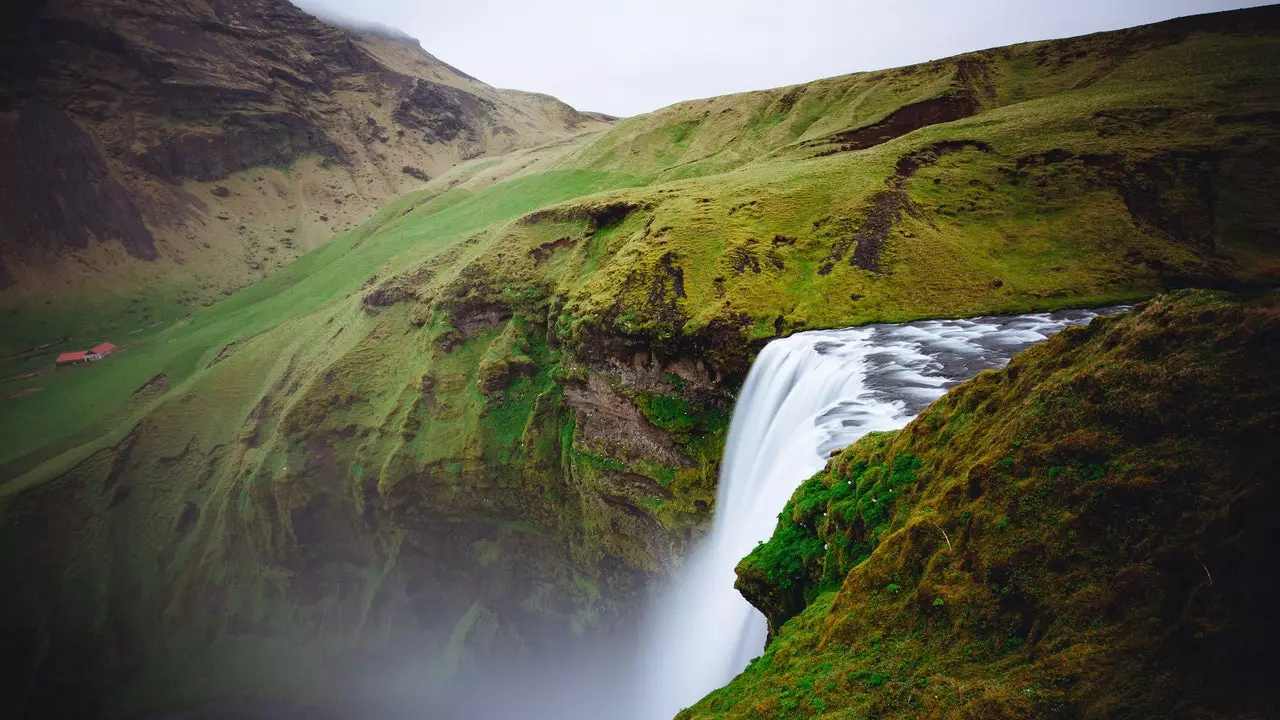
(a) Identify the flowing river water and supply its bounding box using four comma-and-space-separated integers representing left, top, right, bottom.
632, 307, 1124, 719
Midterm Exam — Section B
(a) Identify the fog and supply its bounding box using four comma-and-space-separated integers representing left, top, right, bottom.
292, 0, 1272, 116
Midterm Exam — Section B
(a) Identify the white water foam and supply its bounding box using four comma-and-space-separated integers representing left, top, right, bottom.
634, 307, 1123, 719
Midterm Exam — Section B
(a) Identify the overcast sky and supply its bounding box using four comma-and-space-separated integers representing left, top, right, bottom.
292, 0, 1273, 117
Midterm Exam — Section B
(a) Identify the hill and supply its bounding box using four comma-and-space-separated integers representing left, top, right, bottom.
1, 6, 1278, 718
0, 0, 610, 346
685, 289, 1280, 719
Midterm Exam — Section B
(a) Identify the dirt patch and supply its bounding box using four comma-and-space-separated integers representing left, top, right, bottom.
3, 387, 40, 401
820, 192, 914, 273
433, 327, 463, 353
809, 95, 979, 157
362, 283, 415, 309
207, 342, 237, 368
242, 395, 272, 448
1093, 107, 1177, 138
820, 140, 995, 273
477, 354, 535, 395
1014, 148, 1075, 170
726, 243, 762, 274
1112, 152, 1221, 250
521, 198, 653, 234
132, 373, 170, 399
366, 262, 438, 311
401, 165, 430, 181
954, 56, 997, 104
723, 239, 787, 276
895, 140, 994, 179
529, 236, 577, 265
649, 251, 686, 307
773, 86, 805, 116
448, 303, 512, 337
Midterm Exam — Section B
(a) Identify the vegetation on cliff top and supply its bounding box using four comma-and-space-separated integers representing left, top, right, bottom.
2, 7, 1280, 717
682, 290, 1280, 719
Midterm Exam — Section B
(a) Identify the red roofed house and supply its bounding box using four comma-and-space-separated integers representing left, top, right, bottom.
55, 341, 115, 367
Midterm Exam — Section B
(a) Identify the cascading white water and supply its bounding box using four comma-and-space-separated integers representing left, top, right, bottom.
634, 307, 1122, 719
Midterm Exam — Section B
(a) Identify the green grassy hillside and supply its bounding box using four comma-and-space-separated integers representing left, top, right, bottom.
685, 289, 1280, 719
2, 7, 1279, 717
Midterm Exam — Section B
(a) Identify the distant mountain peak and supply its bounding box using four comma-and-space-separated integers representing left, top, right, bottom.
288, 0, 419, 44
0, 0, 611, 296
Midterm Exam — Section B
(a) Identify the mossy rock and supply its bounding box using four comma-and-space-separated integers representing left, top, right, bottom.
685, 290, 1280, 719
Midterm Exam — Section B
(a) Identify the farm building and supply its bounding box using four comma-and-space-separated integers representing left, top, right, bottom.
56, 351, 96, 365
55, 340, 115, 367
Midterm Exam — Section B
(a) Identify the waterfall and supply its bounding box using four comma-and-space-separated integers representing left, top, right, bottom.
634, 307, 1120, 719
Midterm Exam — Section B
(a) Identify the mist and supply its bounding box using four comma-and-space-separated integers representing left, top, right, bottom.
291, 0, 1274, 116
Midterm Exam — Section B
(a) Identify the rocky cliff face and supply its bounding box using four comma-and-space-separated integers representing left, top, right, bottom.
0, 0, 609, 296
688, 290, 1280, 719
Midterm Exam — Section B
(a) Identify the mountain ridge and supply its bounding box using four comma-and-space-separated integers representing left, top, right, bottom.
0, 0, 610, 307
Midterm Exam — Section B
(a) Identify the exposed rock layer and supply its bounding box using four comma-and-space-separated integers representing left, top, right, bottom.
0, 0, 607, 292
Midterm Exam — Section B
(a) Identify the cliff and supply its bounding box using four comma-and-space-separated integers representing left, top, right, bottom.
0, 0, 609, 304
684, 290, 1280, 718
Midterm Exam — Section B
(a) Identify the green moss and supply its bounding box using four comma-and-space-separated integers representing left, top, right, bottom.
738, 442, 921, 624
681, 290, 1280, 720
635, 392, 699, 433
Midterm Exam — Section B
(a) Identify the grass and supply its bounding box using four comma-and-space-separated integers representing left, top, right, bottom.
4, 7, 1280, 717
8, 12, 1280, 479
0, 168, 647, 478
678, 290, 1280, 718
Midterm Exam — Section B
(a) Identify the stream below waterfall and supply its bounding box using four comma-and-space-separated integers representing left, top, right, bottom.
631, 306, 1125, 719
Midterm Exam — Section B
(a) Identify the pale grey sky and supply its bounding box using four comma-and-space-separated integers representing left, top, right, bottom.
293, 0, 1273, 116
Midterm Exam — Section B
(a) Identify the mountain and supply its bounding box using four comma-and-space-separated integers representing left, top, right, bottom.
691, 289, 1280, 719
1, 5, 1278, 718
0, 0, 610, 312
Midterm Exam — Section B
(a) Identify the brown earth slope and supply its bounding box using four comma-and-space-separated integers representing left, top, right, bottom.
0, 0, 610, 299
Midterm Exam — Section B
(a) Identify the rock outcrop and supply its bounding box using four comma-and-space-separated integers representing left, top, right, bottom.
0, 0, 609, 294
681, 290, 1280, 719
